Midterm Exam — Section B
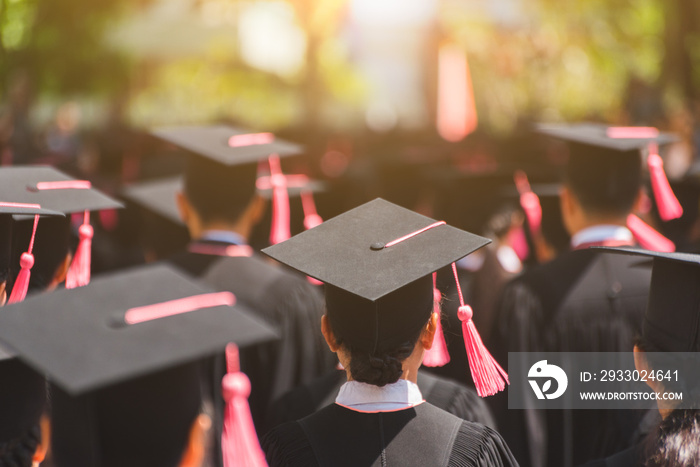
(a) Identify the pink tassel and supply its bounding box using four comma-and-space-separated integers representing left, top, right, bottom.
627, 214, 675, 252
507, 225, 530, 262
300, 190, 322, 230
647, 149, 683, 221
452, 263, 508, 397
8, 215, 39, 304
268, 155, 290, 245
423, 273, 450, 367
514, 171, 542, 235
605, 128, 682, 222
65, 211, 93, 289
221, 343, 267, 467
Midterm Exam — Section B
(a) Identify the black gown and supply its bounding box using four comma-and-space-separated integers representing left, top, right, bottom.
265, 369, 497, 433
167, 239, 337, 460
263, 402, 519, 467
578, 445, 643, 467
490, 248, 652, 467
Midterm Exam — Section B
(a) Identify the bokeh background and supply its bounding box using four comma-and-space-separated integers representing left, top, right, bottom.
1, 0, 699, 251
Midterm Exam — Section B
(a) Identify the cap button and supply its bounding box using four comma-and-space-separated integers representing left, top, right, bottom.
370, 242, 385, 251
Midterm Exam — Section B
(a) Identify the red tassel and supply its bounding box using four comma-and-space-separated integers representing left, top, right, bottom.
268, 155, 290, 245
647, 149, 683, 221
221, 344, 267, 467
8, 215, 39, 304
65, 211, 93, 289
507, 225, 530, 262
627, 214, 675, 252
452, 263, 508, 397
423, 273, 450, 367
300, 190, 322, 230
514, 171, 542, 235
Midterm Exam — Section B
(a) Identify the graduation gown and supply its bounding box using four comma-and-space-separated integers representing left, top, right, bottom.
577, 445, 643, 467
263, 402, 518, 467
167, 239, 337, 459
265, 369, 497, 433
491, 248, 652, 467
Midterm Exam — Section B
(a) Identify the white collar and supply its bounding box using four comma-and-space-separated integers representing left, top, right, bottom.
199, 230, 247, 246
570, 224, 633, 249
335, 379, 424, 413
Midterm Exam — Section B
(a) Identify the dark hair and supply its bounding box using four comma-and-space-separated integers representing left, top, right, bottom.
0, 425, 41, 467
330, 321, 425, 387
8, 216, 71, 294
636, 336, 700, 467
565, 146, 642, 217
644, 408, 700, 467
183, 156, 258, 225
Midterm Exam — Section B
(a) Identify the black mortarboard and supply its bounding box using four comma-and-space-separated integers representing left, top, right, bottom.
0, 264, 276, 394
262, 199, 511, 396
151, 125, 315, 246
151, 125, 303, 165
595, 247, 700, 352
0, 264, 277, 465
263, 198, 490, 349
536, 123, 677, 152
0, 166, 123, 214
0, 166, 124, 292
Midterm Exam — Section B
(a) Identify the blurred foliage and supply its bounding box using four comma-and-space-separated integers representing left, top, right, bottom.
1, 0, 698, 133
0, 0, 146, 97
439, 0, 676, 132
128, 0, 367, 129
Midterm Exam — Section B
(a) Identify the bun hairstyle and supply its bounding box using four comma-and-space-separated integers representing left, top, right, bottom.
333, 328, 425, 388
325, 275, 433, 387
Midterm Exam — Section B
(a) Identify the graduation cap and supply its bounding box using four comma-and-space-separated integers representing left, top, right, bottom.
536, 123, 678, 252
152, 125, 307, 245
122, 174, 326, 233
151, 125, 303, 164
594, 247, 700, 352
0, 264, 276, 465
263, 198, 509, 397
0, 166, 124, 291
0, 201, 64, 304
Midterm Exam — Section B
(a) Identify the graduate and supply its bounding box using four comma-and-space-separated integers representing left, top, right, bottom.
147, 126, 336, 456
0, 166, 123, 298
261, 198, 517, 466
581, 248, 700, 467
491, 123, 677, 467
0, 202, 61, 467
0, 264, 276, 467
